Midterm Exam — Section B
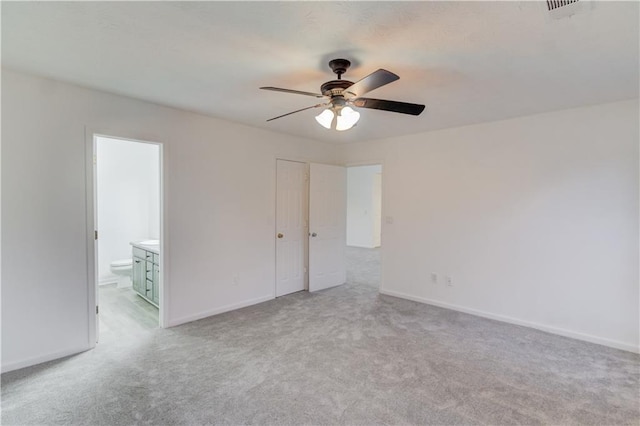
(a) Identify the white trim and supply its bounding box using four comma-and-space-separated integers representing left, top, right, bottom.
379, 289, 640, 354
98, 276, 118, 286
344, 159, 386, 168
157, 140, 169, 328
168, 295, 274, 327
84, 127, 97, 349
86, 130, 169, 347
1, 345, 90, 374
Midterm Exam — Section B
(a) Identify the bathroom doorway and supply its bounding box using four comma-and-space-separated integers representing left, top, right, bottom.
346, 164, 382, 289
89, 135, 164, 345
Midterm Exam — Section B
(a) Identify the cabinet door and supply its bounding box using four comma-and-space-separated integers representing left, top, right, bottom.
132, 256, 146, 295
152, 263, 160, 305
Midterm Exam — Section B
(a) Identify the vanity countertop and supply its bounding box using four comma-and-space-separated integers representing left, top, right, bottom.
130, 240, 160, 254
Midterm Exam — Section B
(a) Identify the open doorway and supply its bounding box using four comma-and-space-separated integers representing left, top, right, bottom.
346, 164, 382, 288
93, 135, 162, 344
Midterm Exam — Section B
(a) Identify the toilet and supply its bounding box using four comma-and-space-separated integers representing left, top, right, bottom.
110, 258, 133, 288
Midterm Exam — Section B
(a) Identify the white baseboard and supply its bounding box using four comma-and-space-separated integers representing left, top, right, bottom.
168, 294, 274, 327
99, 275, 118, 286
1, 345, 90, 373
379, 289, 639, 354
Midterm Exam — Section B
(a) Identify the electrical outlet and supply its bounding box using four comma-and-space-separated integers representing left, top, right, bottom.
430, 273, 438, 284
445, 275, 453, 287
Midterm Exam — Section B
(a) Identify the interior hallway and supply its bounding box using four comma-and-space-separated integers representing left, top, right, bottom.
346, 246, 380, 288
1, 252, 638, 425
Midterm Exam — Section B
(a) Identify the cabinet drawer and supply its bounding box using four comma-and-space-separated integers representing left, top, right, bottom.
132, 247, 147, 259
153, 253, 159, 265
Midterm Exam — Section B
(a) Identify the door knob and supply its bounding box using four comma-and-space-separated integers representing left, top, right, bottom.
277, 233, 284, 239
311, 232, 317, 237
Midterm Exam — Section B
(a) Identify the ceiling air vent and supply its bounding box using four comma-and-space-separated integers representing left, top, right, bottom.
546, 0, 579, 11
546, 0, 590, 20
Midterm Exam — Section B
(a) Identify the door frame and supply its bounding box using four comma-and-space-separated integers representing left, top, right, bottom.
85, 129, 168, 348
345, 160, 385, 291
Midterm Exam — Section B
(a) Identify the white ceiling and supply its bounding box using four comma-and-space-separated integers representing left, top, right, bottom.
2, 1, 638, 143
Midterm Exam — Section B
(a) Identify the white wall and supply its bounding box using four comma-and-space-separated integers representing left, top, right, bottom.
338, 99, 640, 353
347, 165, 382, 248
1, 69, 339, 372
97, 137, 160, 284
2, 68, 637, 374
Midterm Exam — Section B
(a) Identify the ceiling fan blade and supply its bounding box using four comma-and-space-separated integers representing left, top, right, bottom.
260, 86, 325, 98
342, 69, 399, 97
266, 103, 327, 122
352, 98, 425, 116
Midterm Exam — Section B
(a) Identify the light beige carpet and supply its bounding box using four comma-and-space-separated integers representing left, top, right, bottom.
2, 249, 638, 425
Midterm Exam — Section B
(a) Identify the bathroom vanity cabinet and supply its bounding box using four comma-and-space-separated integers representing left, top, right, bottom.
131, 244, 160, 308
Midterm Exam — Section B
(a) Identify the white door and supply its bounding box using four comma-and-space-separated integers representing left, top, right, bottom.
309, 163, 347, 292
275, 160, 308, 296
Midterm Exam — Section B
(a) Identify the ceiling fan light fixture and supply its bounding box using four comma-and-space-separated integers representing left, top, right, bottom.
315, 109, 335, 129
335, 106, 360, 131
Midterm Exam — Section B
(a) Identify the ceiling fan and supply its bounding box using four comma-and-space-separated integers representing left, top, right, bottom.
260, 59, 425, 131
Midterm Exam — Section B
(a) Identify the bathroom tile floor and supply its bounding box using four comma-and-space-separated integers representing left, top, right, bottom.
98, 284, 159, 342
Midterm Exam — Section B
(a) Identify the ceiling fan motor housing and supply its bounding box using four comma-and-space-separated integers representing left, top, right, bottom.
321, 80, 354, 97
